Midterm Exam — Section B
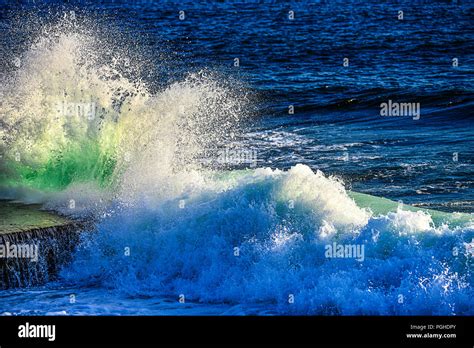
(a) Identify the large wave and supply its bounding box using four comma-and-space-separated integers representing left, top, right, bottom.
57, 163, 473, 315
1, 24, 473, 315
0, 23, 246, 210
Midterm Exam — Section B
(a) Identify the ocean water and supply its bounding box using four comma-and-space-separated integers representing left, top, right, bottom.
0, 0, 473, 315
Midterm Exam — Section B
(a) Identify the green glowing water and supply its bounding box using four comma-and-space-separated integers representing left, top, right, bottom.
1, 141, 116, 191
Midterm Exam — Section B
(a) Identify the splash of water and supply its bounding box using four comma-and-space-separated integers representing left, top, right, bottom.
0, 25, 246, 211
1, 22, 473, 316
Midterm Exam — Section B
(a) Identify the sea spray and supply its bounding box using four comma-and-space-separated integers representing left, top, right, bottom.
60, 164, 474, 315
0, 25, 249, 210
1, 20, 473, 316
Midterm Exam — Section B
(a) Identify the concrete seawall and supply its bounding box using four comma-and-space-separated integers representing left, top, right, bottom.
0, 201, 87, 289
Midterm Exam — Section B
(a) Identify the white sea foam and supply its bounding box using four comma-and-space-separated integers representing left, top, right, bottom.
58, 163, 474, 315
1, 27, 473, 316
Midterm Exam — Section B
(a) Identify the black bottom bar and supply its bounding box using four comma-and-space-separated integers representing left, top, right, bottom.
0, 316, 472, 346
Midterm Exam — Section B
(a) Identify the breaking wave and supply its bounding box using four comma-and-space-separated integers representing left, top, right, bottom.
1, 23, 473, 315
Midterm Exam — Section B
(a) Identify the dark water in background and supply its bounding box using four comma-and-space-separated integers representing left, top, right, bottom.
1, 0, 473, 211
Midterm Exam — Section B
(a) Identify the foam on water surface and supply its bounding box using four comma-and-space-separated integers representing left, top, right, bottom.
1, 25, 473, 315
